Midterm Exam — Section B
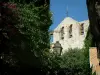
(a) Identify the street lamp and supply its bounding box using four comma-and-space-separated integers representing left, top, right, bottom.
53, 41, 62, 56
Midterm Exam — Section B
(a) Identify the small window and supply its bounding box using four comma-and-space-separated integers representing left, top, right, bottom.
60, 27, 64, 39
80, 23, 84, 35
69, 24, 72, 38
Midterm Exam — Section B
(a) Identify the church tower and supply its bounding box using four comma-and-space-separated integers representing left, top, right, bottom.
51, 9, 89, 53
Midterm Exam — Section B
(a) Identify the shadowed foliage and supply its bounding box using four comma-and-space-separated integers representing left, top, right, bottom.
0, 0, 52, 74
86, 0, 100, 58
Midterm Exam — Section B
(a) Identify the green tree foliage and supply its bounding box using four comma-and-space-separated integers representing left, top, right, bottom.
60, 48, 84, 68
84, 29, 93, 58
59, 49, 85, 75
44, 48, 91, 75
46, 30, 93, 75
13, 3, 52, 67
45, 48, 92, 75
0, 0, 49, 6
0, 0, 52, 71
83, 29, 93, 75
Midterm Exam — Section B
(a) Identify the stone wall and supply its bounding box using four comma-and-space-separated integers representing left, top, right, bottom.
52, 17, 89, 53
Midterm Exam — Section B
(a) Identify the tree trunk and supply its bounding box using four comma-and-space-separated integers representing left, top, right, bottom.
86, 0, 100, 59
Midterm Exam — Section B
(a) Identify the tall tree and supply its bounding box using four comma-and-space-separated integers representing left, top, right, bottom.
86, 0, 100, 58
0, 0, 52, 74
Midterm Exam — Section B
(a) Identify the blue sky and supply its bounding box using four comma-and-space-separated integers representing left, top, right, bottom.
49, 0, 88, 31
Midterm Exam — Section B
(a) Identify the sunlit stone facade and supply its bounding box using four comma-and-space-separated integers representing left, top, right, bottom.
51, 17, 89, 53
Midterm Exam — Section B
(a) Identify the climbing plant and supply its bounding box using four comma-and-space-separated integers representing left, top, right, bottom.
0, 0, 52, 74
83, 28, 93, 75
